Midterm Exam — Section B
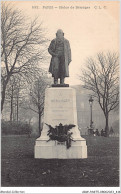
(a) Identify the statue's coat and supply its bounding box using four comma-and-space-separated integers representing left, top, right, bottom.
48, 38, 71, 77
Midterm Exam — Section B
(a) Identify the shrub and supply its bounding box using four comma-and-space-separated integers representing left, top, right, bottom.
1, 120, 32, 135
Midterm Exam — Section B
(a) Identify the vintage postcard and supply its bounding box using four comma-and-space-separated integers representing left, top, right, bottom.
0, 0, 120, 193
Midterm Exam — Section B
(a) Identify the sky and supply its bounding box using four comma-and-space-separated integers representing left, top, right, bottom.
8, 1, 120, 85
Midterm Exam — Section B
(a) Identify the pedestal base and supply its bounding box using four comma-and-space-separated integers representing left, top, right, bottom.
34, 137, 87, 159
52, 84, 69, 87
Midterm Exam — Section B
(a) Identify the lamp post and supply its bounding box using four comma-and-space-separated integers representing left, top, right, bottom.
89, 96, 94, 131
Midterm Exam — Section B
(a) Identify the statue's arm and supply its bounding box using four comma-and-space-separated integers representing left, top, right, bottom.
48, 40, 57, 57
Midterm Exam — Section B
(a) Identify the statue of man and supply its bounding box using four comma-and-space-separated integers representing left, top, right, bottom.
48, 29, 71, 85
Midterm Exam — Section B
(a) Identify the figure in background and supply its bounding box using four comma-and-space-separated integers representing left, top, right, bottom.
95, 129, 100, 136
110, 126, 114, 135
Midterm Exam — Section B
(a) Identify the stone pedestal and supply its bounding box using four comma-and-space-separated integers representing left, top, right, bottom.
34, 87, 87, 159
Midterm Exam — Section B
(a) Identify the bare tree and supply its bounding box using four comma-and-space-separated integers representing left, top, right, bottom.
80, 52, 119, 136
1, 2, 48, 112
22, 75, 50, 135
5, 76, 16, 121
5, 75, 26, 121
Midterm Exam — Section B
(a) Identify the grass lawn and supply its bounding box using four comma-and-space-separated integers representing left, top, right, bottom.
1, 135, 119, 187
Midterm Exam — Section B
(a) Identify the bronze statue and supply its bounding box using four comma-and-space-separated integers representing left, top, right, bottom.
48, 29, 71, 85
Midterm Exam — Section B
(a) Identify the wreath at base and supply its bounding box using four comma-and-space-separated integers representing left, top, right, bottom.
46, 123, 76, 149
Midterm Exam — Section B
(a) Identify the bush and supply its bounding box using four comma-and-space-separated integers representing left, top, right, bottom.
1, 120, 32, 135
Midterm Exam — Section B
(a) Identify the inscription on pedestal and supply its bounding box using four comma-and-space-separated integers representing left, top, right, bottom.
44, 88, 77, 126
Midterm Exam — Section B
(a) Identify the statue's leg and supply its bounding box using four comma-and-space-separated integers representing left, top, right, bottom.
54, 77, 58, 84
60, 77, 65, 84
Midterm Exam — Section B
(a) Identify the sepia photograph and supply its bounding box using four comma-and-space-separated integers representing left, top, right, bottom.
1, 0, 120, 192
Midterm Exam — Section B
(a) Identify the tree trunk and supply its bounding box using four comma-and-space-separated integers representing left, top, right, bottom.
1, 76, 10, 112
39, 112, 42, 136
105, 114, 109, 137
10, 85, 14, 121
10, 96, 13, 121
1, 81, 7, 112
16, 96, 19, 123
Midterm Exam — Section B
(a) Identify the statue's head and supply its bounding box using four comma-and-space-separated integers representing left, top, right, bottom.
56, 29, 64, 39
